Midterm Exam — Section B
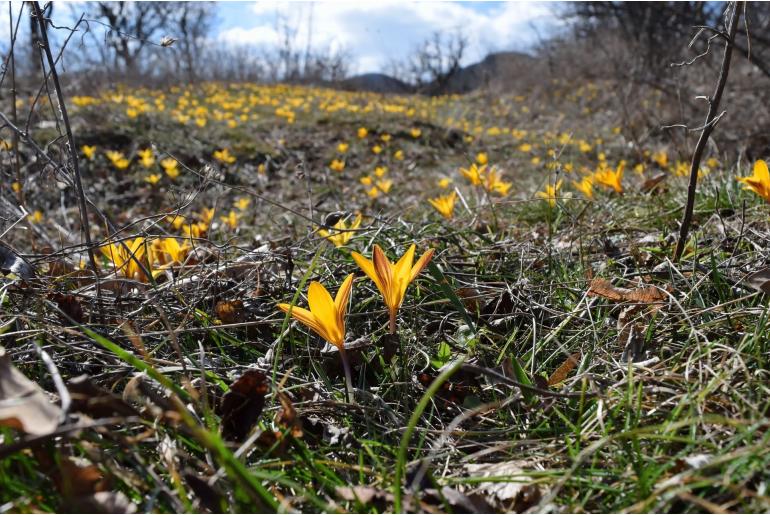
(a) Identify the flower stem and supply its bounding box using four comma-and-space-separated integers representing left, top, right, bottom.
339, 348, 355, 404
389, 312, 397, 334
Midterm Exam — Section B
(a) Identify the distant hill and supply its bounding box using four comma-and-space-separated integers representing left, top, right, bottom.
338, 51, 541, 96
337, 73, 413, 94
437, 51, 540, 94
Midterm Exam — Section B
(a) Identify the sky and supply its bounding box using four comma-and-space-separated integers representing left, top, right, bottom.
213, 1, 562, 74
0, 1, 562, 76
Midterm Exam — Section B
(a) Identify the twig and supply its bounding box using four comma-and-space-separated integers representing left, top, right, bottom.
673, 2, 742, 262
29, 2, 102, 301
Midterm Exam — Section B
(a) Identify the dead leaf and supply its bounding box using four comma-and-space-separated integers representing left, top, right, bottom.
217, 369, 268, 442
183, 471, 225, 512
743, 268, 770, 294
547, 352, 581, 386
456, 287, 482, 313
68, 491, 138, 513
588, 277, 666, 304
640, 172, 667, 193
275, 392, 303, 438
0, 347, 61, 435
464, 461, 534, 508
215, 300, 246, 324
51, 293, 85, 324
69, 375, 140, 419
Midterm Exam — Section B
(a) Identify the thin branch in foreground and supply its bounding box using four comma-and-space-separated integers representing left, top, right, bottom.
673, 1, 743, 262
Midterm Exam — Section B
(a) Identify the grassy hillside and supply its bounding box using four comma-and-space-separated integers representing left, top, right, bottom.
2, 80, 769, 513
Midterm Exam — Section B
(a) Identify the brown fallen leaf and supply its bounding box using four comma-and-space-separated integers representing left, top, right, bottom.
68, 375, 140, 419
588, 277, 666, 304
640, 172, 667, 193
215, 300, 246, 324
547, 352, 581, 386
275, 392, 303, 438
217, 369, 269, 442
0, 347, 62, 435
743, 267, 770, 294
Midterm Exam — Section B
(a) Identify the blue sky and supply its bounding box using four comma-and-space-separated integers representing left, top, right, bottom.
212, 2, 561, 74
1, 2, 561, 75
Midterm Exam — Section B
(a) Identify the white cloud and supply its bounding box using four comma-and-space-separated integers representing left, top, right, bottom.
218, 1, 559, 74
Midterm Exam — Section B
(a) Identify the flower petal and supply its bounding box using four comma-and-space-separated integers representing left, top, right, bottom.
351, 251, 385, 295
308, 281, 342, 346
334, 273, 355, 338
277, 303, 327, 341
373, 245, 394, 307
409, 248, 435, 283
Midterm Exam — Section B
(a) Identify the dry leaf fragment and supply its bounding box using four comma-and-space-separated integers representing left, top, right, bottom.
588, 277, 666, 304
217, 369, 268, 442
640, 172, 667, 193
69, 375, 140, 418
547, 352, 581, 386
743, 268, 770, 294
0, 347, 62, 435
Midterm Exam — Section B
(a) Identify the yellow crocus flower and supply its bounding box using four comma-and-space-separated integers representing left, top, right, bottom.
428, 191, 457, 219
476, 152, 488, 165
318, 214, 362, 248
101, 237, 152, 282
213, 148, 236, 164
144, 174, 162, 185
460, 163, 485, 186
737, 159, 770, 203
234, 197, 251, 211
161, 158, 180, 179
82, 145, 96, 160
536, 180, 563, 207
376, 179, 392, 194
594, 162, 624, 193
220, 210, 239, 230
351, 244, 434, 334
152, 237, 191, 267
330, 159, 346, 172
138, 148, 155, 168
337, 142, 349, 153
277, 273, 355, 350
573, 176, 594, 199
357, 127, 368, 139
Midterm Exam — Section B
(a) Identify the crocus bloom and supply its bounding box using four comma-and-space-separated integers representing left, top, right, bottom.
318, 214, 362, 248
161, 158, 179, 179
101, 238, 152, 282
82, 145, 96, 160
594, 163, 624, 193
573, 176, 594, 199
428, 191, 457, 219
277, 274, 354, 350
220, 210, 239, 230
351, 244, 434, 333
536, 180, 563, 207
152, 238, 191, 267
460, 163, 485, 186
330, 159, 345, 172
278, 274, 356, 400
738, 160, 770, 202
213, 148, 236, 164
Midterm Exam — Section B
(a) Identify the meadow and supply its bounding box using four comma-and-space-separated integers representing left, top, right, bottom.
2, 76, 770, 513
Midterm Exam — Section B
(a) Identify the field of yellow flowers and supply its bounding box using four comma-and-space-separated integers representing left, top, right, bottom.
3, 80, 770, 513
